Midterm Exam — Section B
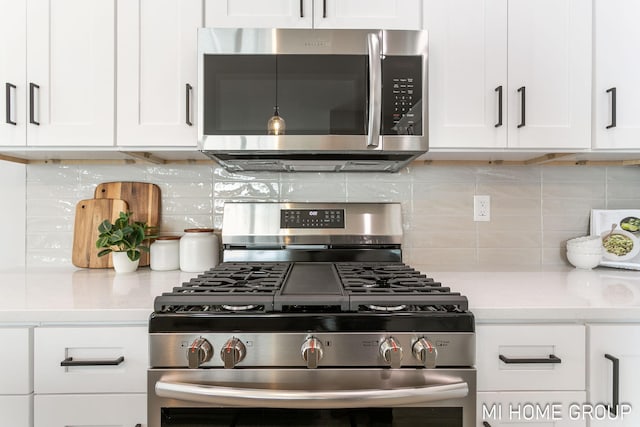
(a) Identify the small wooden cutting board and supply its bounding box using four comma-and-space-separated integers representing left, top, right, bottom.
94, 182, 161, 266
72, 198, 129, 268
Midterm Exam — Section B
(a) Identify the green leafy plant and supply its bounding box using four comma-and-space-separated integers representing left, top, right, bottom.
96, 211, 156, 261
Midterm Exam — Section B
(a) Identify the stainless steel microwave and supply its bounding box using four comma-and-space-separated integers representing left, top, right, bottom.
198, 28, 428, 172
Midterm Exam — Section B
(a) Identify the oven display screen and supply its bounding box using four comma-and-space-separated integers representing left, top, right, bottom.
280, 209, 345, 229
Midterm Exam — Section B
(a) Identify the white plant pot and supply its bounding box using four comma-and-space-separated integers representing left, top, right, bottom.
112, 251, 140, 273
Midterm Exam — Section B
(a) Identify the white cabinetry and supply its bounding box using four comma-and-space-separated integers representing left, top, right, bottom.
587, 324, 640, 426
33, 325, 147, 427
0, 327, 33, 427
205, 0, 421, 29
425, 0, 591, 150
117, 0, 202, 147
593, 0, 640, 149
476, 324, 586, 426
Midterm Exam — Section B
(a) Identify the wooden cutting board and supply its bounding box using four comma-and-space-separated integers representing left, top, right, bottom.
94, 182, 161, 266
72, 198, 129, 268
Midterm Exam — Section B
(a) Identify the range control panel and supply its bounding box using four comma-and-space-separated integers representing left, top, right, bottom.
280, 209, 345, 229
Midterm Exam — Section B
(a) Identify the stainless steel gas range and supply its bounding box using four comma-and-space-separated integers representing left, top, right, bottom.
148, 203, 476, 427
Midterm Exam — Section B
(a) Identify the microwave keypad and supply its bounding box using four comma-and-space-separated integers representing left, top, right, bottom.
382, 56, 422, 136
392, 77, 416, 133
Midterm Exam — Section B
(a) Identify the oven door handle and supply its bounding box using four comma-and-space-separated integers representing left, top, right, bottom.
155, 380, 468, 408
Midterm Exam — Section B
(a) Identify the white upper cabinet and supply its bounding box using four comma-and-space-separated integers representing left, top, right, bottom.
0, 0, 26, 146
117, 0, 202, 147
205, 0, 421, 29
425, 0, 591, 150
27, 0, 116, 147
593, 0, 640, 149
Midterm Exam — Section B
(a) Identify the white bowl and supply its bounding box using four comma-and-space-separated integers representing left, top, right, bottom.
601, 229, 640, 261
567, 250, 602, 269
567, 247, 603, 256
566, 235, 602, 250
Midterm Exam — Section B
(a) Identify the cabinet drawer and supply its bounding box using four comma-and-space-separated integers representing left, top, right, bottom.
0, 327, 32, 394
477, 324, 585, 391
34, 326, 147, 393
34, 393, 146, 427
0, 395, 32, 427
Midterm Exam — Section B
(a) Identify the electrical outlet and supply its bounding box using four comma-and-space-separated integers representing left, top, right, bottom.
474, 195, 490, 221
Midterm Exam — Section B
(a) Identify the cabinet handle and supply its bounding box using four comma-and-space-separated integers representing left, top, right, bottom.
606, 87, 616, 129
499, 354, 561, 364
185, 83, 193, 126
300, 0, 304, 17
483, 423, 492, 427
494, 85, 503, 128
5, 83, 16, 125
517, 86, 525, 128
135, 424, 142, 427
323, 0, 327, 18
60, 356, 125, 367
29, 82, 40, 125
604, 353, 619, 417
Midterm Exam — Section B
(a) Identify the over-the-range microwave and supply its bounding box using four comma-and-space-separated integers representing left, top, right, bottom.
197, 28, 428, 172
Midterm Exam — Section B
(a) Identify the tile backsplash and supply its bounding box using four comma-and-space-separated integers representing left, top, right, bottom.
25, 163, 640, 270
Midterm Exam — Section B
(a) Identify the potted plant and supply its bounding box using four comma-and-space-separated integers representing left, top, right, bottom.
96, 211, 155, 273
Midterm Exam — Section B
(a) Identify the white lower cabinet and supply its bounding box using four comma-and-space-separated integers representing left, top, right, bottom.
0, 395, 32, 427
587, 324, 640, 426
33, 325, 148, 427
0, 327, 33, 427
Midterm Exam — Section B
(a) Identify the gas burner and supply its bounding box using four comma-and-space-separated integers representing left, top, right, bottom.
366, 304, 408, 312
221, 304, 258, 312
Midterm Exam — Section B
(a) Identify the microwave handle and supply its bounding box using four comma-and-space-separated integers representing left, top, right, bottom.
367, 32, 382, 147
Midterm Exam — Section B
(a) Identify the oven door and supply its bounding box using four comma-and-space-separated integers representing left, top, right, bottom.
148, 368, 475, 427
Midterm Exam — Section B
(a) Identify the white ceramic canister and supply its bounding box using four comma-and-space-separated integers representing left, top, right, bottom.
179, 228, 219, 273
150, 236, 181, 271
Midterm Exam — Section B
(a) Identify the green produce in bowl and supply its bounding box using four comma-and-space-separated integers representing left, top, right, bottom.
603, 233, 634, 256
620, 216, 640, 232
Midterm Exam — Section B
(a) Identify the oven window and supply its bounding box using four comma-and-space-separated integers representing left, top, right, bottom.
161, 407, 462, 426
203, 54, 367, 136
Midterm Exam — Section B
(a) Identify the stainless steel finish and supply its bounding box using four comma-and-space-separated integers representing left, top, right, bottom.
222, 202, 403, 247
379, 337, 403, 369
301, 337, 324, 369
187, 337, 213, 369
150, 332, 475, 368
367, 32, 382, 148
148, 368, 476, 427
220, 337, 246, 369
413, 337, 438, 368
197, 28, 428, 173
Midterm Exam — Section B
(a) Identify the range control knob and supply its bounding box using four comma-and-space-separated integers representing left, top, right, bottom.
220, 337, 246, 368
413, 337, 438, 368
301, 337, 324, 369
380, 337, 403, 369
187, 337, 213, 368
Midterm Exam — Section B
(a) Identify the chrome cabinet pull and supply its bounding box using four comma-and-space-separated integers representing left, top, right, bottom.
60, 356, 125, 366
499, 354, 561, 364
606, 87, 616, 129
605, 353, 620, 416
5, 83, 16, 125
517, 86, 525, 128
366, 32, 382, 147
494, 85, 503, 128
185, 83, 193, 126
29, 82, 40, 125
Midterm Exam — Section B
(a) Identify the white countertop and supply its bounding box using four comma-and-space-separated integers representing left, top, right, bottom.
0, 266, 639, 325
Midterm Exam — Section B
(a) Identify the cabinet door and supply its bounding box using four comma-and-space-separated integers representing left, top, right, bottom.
478, 391, 586, 426
0, 328, 32, 395
34, 393, 145, 427
117, 0, 201, 147
205, 0, 313, 28
593, 0, 640, 149
314, 0, 422, 30
507, 0, 591, 149
588, 324, 640, 426
424, 0, 507, 149
0, 395, 32, 427
0, 0, 26, 146
26, 0, 115, 146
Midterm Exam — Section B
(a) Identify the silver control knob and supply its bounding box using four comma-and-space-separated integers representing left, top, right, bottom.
220, 337, 246, 368
379, 337, 403, 369
413, 337, 438, 368
301, 337, 324, 369
187, 337, 213, 368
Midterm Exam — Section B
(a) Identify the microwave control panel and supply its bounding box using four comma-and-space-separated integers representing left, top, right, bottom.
280, 209, 345, 229
382, 56, 422, 136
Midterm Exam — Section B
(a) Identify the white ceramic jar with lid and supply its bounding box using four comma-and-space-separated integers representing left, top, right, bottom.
179, 228, 219, 272
150, 236, 181, 271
